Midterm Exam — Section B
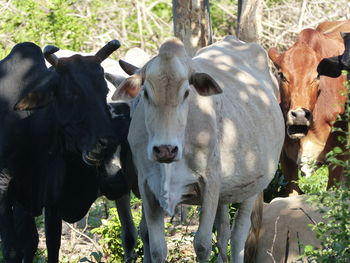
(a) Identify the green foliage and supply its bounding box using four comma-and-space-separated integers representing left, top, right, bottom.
91, 207, 143, 263
210, 0, 237, 38
1, 0, 240, 60
33, 248, 47, 263
0, 0, 95, 58
265, 0, 285, 6
80, 251, 103, 263
264, 165, 288, 202
298, 165, 328, 194
300, 74, 350, 262
301, 186, 350, 262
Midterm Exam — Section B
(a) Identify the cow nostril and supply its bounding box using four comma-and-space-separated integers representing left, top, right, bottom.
153, 146, 161, 154
291, 111, 297, 118
99, 138, 109, 147
304, 110, 311, 120
171, 146, 178, 154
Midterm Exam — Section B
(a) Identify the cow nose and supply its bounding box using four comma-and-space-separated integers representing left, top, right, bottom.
153, 145, 178, 163
98, 138, 110, 148
290, 108, 312, 124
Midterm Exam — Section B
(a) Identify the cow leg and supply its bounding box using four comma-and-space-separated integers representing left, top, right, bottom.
280, 151, 300, 196
115, 193, 138, 263
13, 203, 38, 263
45, 207, 62, 263
140, 208, 151, 263
214, 204, 230, 263
0, 173, 22, 263
140, 183, 167, 263
230, 194, 257, 263
194, 177, 220, 262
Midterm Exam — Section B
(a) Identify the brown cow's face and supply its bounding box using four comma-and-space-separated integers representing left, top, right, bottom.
269, 45, 320, 139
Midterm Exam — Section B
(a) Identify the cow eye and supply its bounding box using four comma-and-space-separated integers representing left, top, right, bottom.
278, 72, 287, 82
144, 89, 149, 100
184, 90, 189, 100
311, 75, 320, 84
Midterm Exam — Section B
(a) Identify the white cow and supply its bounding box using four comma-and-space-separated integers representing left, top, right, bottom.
113, 36, 285, 263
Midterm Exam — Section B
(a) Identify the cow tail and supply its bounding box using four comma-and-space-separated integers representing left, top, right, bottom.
244, 192, 263, 263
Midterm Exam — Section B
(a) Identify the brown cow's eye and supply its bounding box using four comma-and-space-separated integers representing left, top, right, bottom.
184, 90, 189, 100
311, 75, 320, 84
144, 90, 149, 100
278, 72, 287, 82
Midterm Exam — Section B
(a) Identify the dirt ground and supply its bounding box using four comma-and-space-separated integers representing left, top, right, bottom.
37, 204, 203, 263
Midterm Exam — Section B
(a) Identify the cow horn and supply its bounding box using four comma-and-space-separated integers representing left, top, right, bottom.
43, 45, 59, 66
119, 60, 139, 75
95, 40, 121, 62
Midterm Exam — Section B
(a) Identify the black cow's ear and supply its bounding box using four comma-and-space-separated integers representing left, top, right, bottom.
317, 56, 342, 78
14, 73, 57, 111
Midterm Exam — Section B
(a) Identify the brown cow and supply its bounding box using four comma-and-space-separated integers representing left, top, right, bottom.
268, 20, 350, 195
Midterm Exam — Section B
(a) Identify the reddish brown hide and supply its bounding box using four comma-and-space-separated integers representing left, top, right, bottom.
268, 20, 350, 195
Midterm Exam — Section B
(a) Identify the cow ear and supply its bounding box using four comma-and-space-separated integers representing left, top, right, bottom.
317, 56, 342, 78
111, 75, 142, 101
105, 73, 125, 88
268, 48, 281, 68
14, 74, 57, 111
189, 72, 222, 96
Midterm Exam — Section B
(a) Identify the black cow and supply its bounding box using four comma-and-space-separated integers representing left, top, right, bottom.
0, 40, 126, 263
317, 32, 350, 79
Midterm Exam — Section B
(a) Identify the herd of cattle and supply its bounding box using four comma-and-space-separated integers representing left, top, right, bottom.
0, 19, 349, 263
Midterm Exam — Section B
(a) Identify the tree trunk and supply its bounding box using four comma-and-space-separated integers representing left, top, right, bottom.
236, 0, 262, 43
172, 0, 212, 57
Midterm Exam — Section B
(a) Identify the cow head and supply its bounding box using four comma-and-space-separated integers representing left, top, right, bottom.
268, 44, 320, 139
317, 32, 350, 78
112, 38, 222, 163
14, 40, 121, 165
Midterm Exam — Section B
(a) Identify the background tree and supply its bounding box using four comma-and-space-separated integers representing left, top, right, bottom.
172, 0, 212, 57
236, 0, 262, 42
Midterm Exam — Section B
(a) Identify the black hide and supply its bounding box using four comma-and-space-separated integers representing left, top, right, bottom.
0, 42, 130, 263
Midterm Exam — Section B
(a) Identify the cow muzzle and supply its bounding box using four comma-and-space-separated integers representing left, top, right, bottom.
286, 108, 312, 139
82, 138, 115, 165
153, 145, 178, 163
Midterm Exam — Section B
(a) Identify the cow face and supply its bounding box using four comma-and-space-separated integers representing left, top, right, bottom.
15, 41, 121, 165
113, 38, 221, 163
268, 45, 320, 139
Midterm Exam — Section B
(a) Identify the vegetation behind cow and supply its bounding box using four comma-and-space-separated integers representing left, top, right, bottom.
1, 0, 349, 57
297, 74, 350, 263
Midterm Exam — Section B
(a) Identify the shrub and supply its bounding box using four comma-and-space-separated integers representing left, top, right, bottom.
300, 73, 350, 262
91, 205, 143, 262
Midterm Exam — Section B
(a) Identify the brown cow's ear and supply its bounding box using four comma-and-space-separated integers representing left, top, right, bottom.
268, 48, 281, 68
189, 72, 222, 96
112, 75, 142, 101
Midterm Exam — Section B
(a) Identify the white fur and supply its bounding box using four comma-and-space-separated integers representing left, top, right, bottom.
119, 36, 285, 262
